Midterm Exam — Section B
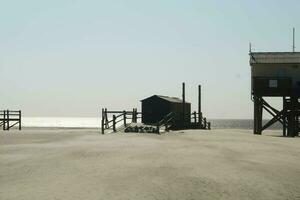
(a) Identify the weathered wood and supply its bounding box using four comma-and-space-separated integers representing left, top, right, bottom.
101, 117, 104, 134
113, 115, 116, 132
7, 110, 9, 131
123, 110, 127, 127
193, 111, 197, 124
19, 110, 21, 130
0, 110, 22, 131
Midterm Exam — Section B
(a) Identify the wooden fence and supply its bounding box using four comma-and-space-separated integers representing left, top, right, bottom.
190, 111, 211, 130
0, 110, 22, 131
101, 108, 141, 134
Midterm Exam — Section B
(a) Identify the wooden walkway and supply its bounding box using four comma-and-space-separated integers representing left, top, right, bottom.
0, 110, 22, 131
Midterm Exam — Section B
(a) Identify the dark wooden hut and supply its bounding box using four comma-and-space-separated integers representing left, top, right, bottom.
141, 95, 191, 128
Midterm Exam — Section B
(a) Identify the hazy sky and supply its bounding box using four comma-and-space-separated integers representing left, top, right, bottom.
1, 0, 299, 118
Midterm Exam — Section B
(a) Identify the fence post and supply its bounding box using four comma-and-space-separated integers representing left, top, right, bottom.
6, 110, 9, 131
101, 117, 105, 134
19, 110, 21, 130
135, 108, 138, 122
203, 117, 207, 129
199, 112, 203, 128
105, 108, 109, 128
113, 115, 116, 132
3, 110, 6, 131
123, 110, 127, 127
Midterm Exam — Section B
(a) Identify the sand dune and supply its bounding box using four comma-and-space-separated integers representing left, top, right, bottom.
1, 128, 300, 200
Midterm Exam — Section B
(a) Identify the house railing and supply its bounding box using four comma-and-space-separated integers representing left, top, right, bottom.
0, 110, 22, 131
156, 112, 176, 133
101, 108, 141, 134
190, 111, 211, 130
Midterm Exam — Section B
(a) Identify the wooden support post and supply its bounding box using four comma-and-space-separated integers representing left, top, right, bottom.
132, 109, 134, 123
101, 108, 104, 134
287, 96, 297, 137
253, 96, 263, 135
6, 110, 9, 131
101, 117, 104, 134
19, 110, 21, 130
131, 108, 137, 123
105, 108, 109, 129
113, 115, 116, 132
123, 110, 127, 127
283, 97, 287, 137
3, 110, 6, 131
199, 112, 203, 128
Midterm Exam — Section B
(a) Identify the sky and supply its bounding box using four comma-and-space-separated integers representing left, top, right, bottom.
0, 0, 299, 118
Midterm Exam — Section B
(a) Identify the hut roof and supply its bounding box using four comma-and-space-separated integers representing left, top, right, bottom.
141, 95, 190, 104
250, 52, 300, 64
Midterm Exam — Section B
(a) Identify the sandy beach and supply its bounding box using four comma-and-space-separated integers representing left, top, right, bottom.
1, 128, 300, 200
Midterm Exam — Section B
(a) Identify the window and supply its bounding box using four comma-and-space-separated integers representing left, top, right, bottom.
269, 80, 278, 88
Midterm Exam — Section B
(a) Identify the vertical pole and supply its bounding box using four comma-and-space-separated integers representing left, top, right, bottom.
101, 109, 104, 134
207, 122, 211, 130
123, 110, 127, 127
3, 110, 6, 131
253, 96, 262, 135
290, 96, 296, 137
182, 82, 185, 128
293, 27, 295, 53
283, 97, 287, 136
101, 118, 104, 134
19, 110, 21, 130
134, 109, 137, 123
258, 98, 263, 134
198, 85, 202, 128
132, 108, 134, 123
113, 115, 116, 132
7, 110, 9, 131
105, 108, 109, 128
194, 111, 197, 124
203, 117, 207, 129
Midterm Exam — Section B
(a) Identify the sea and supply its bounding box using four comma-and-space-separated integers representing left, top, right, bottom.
21, 117, 282, 130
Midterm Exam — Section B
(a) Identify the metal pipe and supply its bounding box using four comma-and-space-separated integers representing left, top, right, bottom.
182, 82, 185, 128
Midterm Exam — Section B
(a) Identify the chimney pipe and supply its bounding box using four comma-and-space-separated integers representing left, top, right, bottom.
198, 85, 202, 127
182, 82, 185, 128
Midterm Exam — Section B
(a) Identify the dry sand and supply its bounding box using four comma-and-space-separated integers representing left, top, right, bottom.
1, 128, 300, 200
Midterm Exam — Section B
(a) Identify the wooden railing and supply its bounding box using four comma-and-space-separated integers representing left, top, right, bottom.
190, 111, 211, 130
156, 112, 176, 133
101, 108, 141, 134
0, 110, 22, 131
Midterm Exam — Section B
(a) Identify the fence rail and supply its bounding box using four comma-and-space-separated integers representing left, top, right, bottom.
101, 108, 141, 134
190, 111, 211, 130
0, 110, 22, 131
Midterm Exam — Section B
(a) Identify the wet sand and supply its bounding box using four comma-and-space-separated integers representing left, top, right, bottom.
1, 128, 300, 200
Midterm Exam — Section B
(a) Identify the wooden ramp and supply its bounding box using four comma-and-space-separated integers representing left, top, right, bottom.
124, 123, 159, 134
